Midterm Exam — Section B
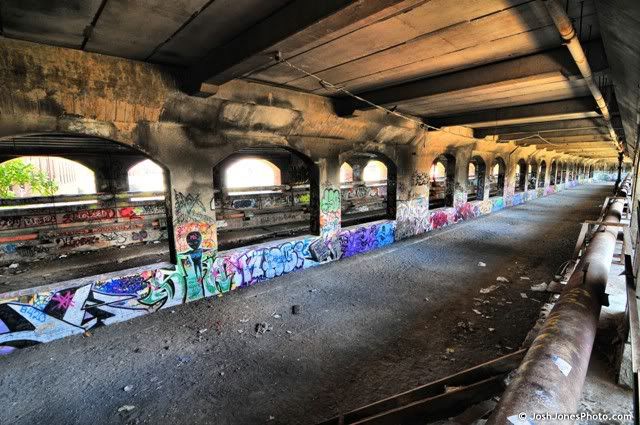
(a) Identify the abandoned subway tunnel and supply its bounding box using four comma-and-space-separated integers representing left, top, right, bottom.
0, 1, 640, 424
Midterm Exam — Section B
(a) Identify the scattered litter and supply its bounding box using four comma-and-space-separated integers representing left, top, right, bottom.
118, 405, 136, 413
220, 371, 224, 376
153, 240, 160, 244
59, 255, 67, 259
239, 317, 249, 323
551, 354, 572, 376
269, 416, 275, 421
478, 262, 486, 267
424, 297, 429, 301
120, 245, 126, 249
530, 282, 548, 292
273, 314, 281, 319
170, 310, 175, 314
472, 309, 482, 315
291, 305, 301, 315
480, 285, 499, 294
446, 347, 455, 353
496, 276, 509, 283
520, 293, 528, 299
255, 322, 273, 335
237, 329, 244, 334
8, 263, 18, 269
198, 328, 208, 334
123, 385, 133, 392
286, 330, 293, 334
83, 331, 92, 338
308, 288, 317, 293
488, 328, 495, 332
519, 276, 530, 280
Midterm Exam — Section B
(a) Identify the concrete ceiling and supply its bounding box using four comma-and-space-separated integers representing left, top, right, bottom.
0, 0, 635, 161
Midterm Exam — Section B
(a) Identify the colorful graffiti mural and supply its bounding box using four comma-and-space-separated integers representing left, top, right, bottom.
0, 180, 585, 356
320, 187, 341, 237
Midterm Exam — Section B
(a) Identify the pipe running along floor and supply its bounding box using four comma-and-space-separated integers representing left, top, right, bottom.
0, 184, 614, 425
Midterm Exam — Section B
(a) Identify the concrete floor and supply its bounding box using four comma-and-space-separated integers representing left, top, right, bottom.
0, 184, 617, 425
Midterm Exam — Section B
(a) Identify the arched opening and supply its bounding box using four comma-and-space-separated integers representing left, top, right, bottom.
0, 133, 172, 292
538, 160, 547, 187
550, 161, 557, 186
515, 159, 527, 193
340, 153, 396, 227
528, 160, 538, 190
340, 162, 353, 183
128, 159, 165, 200
213, 146, 318, 250
429, 154, 455, 209
489, 157, 505, 198
467, 156, 486, 201
0, 156, 96, 198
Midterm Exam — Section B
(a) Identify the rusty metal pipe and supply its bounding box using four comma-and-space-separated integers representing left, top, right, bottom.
540, 0, 623, 152
487, 200, 624, 424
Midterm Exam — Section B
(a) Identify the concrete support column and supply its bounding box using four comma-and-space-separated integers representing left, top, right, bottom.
82, 156, 143, 194
454, 146, 472, 206
319, 155, 342, 238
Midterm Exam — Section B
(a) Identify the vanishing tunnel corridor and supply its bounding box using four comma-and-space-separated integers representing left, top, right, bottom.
0, 184, 615, 424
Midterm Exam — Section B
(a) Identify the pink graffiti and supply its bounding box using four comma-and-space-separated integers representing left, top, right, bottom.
51, 291, 75, 310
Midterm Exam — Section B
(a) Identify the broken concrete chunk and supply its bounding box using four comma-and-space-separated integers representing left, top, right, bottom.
480, 284, 499, 294
478, 261, 486, 267
496, 276, 509, 283
530, 282, 548, 292
8, 263, 18, 268
118, 405, 136, 413
520, 293, 528, 299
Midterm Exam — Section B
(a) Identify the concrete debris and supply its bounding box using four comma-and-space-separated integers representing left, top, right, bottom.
286, 330, 293, 334
489, 328, 495, 332
255, 322, 273, 335
480, 284, 500, 294
198, 328, 208, 334
237, 329, 244, 334
8, 263, 18, 268
520, 293, 528, 299
123, 385, 133, 392
273, 314, 281, 319
118, 405, 136, 413
520, 276, 530, 280
546, 281, 564, 293
120, 245, 126, 249
530, 282, 548, 292
472, 309, 482, 315
496, 276, 509, 282
291, 305, 301, 315
478, 261, 486, 267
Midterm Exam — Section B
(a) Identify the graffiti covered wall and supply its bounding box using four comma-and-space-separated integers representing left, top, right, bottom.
0, 180, 583, 355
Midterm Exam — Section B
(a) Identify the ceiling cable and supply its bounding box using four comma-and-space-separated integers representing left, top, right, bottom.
276, 54, 562, 148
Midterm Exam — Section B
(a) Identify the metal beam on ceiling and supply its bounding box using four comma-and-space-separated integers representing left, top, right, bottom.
182, 0, 413, 94
333, 39, 607, 116
429, 97, 599, 128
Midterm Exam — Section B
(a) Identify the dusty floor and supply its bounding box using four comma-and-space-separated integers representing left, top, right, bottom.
0, 184, 615, 425
0, 242, 171, 293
